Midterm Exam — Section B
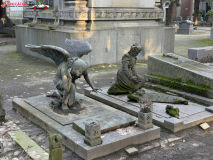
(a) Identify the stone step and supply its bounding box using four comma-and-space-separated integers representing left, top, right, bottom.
147, 53, 213, 89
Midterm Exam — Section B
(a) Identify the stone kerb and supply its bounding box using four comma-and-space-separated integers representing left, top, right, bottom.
188, 46, 213, 63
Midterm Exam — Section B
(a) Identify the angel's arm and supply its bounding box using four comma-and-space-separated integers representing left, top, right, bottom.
83, 70, 95, 90
62, 68, 72, 92
83, 71, 101, 92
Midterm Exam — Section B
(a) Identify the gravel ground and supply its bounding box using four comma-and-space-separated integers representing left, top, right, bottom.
0, 28, 213, 160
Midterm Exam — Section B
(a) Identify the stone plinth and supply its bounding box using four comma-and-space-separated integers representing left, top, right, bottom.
177, 20, 194, 35
73, 112, 136, 135
188, 46, 213, 63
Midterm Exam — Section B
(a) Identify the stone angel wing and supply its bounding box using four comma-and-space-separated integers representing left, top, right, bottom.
65, 38, 92, 58
25, 44, 70, 66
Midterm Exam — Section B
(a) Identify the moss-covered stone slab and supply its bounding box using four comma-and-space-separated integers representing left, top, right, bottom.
73, 112, 136, 135
127, 89, 188, 104
8, 124, 49, 160
84, 86, 213, 133
145, 74, 213, 98
147, 53, 213, 90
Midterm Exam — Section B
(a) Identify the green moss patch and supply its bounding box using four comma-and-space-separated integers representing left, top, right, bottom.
166, 105, 179, 118
148, 74, 212, 97
107, 82, 137, 95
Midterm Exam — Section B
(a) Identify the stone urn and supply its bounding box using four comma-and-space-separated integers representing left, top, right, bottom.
137, 110, 153, 130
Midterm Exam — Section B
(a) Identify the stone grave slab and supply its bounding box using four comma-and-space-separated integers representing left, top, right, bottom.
146, 53, 213, 98
73, 112, 136, 135
24, 94, 120, 126
147, 53, 213, 88
12, 93, 160, 160
188, 46, 213, 63
84, 87, 213, 133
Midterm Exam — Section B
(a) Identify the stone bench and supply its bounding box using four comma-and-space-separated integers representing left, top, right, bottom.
188, 46, 213, 63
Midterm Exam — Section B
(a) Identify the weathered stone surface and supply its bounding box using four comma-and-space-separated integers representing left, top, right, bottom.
147, 53, 213, 90
84, 87, 213, 133
73, 112, 136, 135
137, 111, 153, 130
49, 133, 63, 160
125, 147, 138, 155
164, 118, 184, 133
16, 22, 174, 66
84, 121, 102, 147
127, 89, 188, 104
145, 74, 213, 98
144, 82, 213, 106
8, 129, 49, 160
12, 95, 160, 160
24, 94, 131, 126
188, 46, 213, 63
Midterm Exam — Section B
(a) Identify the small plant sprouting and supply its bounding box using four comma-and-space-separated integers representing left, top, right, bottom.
38, 1, 43, 5
138, 99, 153, 113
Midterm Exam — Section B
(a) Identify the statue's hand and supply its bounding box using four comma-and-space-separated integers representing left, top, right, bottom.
92, 87, 102, 93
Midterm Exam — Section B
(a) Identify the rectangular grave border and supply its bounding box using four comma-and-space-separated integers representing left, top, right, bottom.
84, 87, 213, 133
12, 96, 160, 160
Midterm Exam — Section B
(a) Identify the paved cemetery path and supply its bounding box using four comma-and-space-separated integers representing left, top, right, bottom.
1, 30, 213, 159
175, 28, 211, 58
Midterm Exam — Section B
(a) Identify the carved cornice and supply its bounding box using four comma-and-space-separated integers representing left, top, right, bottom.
24, 8, 164, 21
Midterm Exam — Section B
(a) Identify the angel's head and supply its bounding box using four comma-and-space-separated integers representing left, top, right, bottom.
71, 59, 89, 79
128, 43, 143, 57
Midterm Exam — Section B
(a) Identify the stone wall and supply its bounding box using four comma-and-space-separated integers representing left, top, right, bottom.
16, 21, 175, 66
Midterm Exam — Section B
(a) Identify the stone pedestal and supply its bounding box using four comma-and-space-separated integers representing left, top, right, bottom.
84, 121, 102, 147
15, 0, 175, 65
137, 111, 153, 130
177, 20, 194, 35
